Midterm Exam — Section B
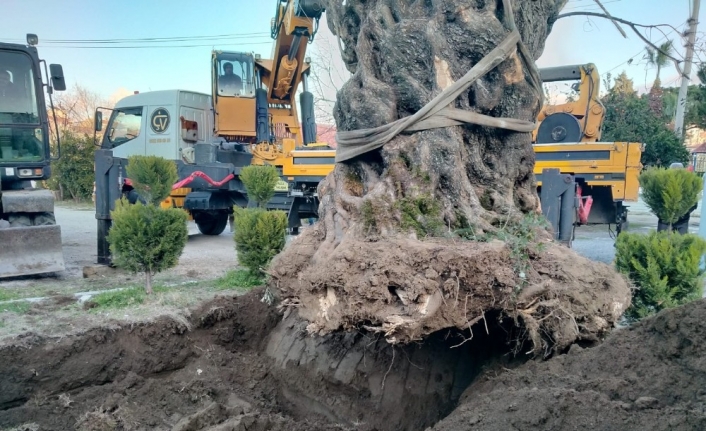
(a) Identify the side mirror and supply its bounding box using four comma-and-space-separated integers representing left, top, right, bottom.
49, 64, 66, 91
94, 110, 103, 132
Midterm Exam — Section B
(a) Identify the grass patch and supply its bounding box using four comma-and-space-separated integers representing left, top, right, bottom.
456, 213, 550, 292
55, 199, 95, 211
0, 289, 20, 302
0, 301, 32, 314
90, 287, 145, 310
214, 269, 264, 290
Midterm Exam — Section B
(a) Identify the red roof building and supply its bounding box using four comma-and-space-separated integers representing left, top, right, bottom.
316, 123, 337, 147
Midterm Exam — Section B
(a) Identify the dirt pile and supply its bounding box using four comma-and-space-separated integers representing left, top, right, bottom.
0, 290, 339, 431
431, 297, 706, 430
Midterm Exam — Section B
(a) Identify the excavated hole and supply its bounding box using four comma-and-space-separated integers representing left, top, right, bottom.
0, 290, 530, 431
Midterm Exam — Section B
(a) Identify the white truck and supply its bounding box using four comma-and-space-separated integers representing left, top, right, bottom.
94, 89, 297, 246
100, 89, 214, 164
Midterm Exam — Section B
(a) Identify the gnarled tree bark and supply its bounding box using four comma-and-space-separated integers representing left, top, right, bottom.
268, 0, 630, 356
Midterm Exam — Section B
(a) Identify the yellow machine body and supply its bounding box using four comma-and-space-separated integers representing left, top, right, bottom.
533, 63, 643, 229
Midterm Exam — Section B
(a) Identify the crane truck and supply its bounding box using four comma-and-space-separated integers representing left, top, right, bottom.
94, 0, 332, 263
532, 63, 643, 239
0, 34, 67, 279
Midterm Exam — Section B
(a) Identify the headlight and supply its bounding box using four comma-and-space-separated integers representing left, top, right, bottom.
17, 168, 43, 178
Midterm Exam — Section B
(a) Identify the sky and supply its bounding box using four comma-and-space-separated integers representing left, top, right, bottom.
0, 0, 703, 105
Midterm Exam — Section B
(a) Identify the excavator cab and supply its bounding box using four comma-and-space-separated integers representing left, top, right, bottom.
212, 51, 258, 140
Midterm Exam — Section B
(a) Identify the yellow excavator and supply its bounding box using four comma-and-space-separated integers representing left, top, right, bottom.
532, 63, 643, 235
165, 0, 334, 232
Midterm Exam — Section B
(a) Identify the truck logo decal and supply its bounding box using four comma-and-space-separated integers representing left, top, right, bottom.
150, 108, 170, 133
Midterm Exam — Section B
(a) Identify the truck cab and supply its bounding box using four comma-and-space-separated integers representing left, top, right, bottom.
100, 89, 214, 162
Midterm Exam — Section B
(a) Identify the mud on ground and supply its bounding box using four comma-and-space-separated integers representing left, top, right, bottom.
432, 297, 706, 431
1, 288, 706, 431
0, 289, 339, 431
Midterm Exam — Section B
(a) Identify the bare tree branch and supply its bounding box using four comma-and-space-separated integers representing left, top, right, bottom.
558, 11, 685, 77
591, 0, 627, 38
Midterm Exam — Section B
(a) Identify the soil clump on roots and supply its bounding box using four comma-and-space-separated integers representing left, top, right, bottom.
0, 289, 705, 430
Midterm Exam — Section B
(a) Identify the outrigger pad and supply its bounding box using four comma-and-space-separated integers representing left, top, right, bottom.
0, 224, 65, 278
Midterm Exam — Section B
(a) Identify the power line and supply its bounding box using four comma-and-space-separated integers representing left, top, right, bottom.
0, 32, 271, 45
31, 41, 276, 49
605, 21, 688, 74
561, 0, 622, 12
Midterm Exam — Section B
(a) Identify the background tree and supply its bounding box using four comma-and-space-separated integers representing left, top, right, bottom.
601, 72, 689, 167
53, 84, 107, 136
642, 41, 674, 117
46, 131, 96, 202
662, 84, 706, 131
308, 32, 351, 133
644, 40, 674, 89
44, 84, 107, 202
610, 71, 637, 96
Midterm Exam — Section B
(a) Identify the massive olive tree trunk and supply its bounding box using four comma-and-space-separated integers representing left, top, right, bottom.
269, 0, 630, 356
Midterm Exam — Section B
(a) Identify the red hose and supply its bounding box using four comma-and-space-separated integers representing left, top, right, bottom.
172, 171, 235, 190
577, 186, 593, 225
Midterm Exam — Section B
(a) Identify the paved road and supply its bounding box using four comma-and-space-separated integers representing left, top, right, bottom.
572, 193, 702, 264
40, 192, 706, 280
54, 203, 238, 280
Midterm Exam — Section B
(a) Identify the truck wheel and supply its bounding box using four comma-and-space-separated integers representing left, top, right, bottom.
8, 215, 32, 227
195, 212, 229, 235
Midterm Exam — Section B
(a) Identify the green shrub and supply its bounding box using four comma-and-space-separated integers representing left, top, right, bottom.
232, 206, 287, 276
107, 198, 188, 293
615, 230, 706, 321
639, 167, 702, 226
240, 164, 280, 207
47, 131, 95, 201
126, 155, 178, 205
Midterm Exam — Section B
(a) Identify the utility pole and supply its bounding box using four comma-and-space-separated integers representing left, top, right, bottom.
674, 0, 701, 138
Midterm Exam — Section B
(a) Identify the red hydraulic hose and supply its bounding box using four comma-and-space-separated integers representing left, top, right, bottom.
172, 171, 235, 190
577, 185, 593, 225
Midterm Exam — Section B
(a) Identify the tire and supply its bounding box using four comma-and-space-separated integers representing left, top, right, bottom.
8, 214, 31, 227
195, 212, 229, 236
34, 212, 56, 226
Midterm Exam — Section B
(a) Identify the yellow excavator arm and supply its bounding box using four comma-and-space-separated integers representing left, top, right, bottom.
266, 0, 324, 102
